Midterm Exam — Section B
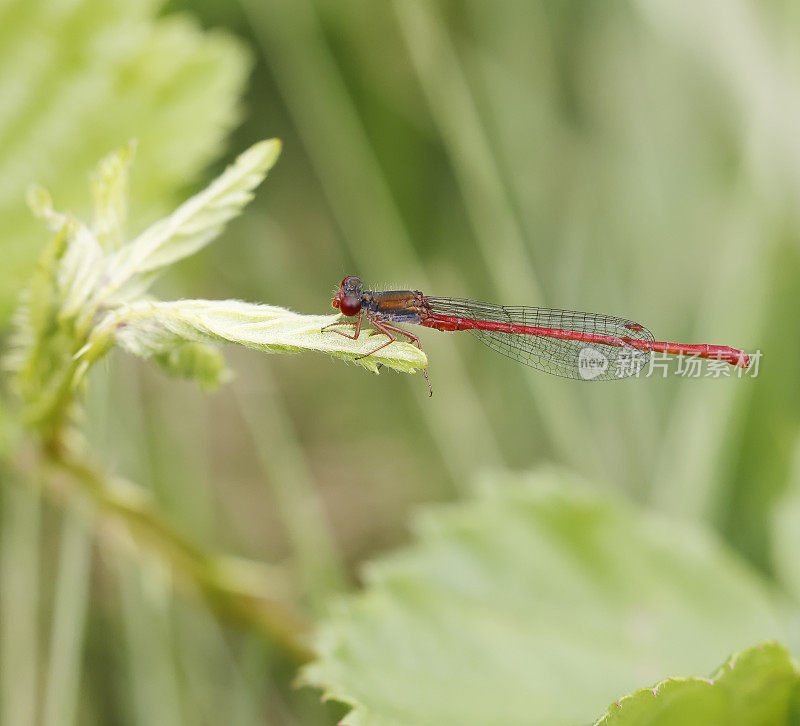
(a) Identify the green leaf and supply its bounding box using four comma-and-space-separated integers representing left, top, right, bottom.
7, 140, 361, 429
89, 298, 427, 376
300, 470, 787, 726
594, 642, 800, 726
26, 185, 68, 232
153, 342, 232, 391
0, 0, 251, 323
91, 140, 136, 251
10, 187, 104, 386
97, 139, 281, 303
5, 224, 72, 394
55, 221, 104, 323
25, 186, 106, 322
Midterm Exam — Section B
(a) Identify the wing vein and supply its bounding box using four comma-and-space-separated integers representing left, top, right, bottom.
426, 297, 653, 380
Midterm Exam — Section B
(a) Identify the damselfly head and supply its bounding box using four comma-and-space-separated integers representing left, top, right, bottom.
332, 275, 363, 316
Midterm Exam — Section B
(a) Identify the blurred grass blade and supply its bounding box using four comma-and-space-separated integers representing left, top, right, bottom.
43, 500, 93, 726
236, 365, 346, 610
117, 559, 183, 726
0, 482, 41, 726
770, 436, 800, 602
50, 453, 309, 661
240, 0, 506, 486
392, 0, 599, 471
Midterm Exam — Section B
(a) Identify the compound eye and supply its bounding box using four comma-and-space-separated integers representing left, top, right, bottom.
342, 276, 363, 295
339, 295, 361, 317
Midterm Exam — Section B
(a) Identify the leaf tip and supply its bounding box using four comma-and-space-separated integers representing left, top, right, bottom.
251, 137, 282, 172
26, 184, 53, 220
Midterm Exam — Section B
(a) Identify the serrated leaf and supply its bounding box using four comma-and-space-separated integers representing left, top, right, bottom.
0, 0, 251, 323
98, 139, 281, 302
26, 185, 105, 321
90, 299, 427, 376
300, 470, 787, 726
595, 642, 800, 726
91, 140, 136, 250
57, 221, 105, 321
5, 225, 71, 384
6, 140, 307, 428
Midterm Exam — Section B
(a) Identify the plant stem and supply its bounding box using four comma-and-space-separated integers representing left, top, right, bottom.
12, 442, 313, 663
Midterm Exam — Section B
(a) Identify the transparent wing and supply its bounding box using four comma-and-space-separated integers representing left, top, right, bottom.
426, 297, 654, 381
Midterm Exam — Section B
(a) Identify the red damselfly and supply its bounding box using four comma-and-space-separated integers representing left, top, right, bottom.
326, 276, 750, 395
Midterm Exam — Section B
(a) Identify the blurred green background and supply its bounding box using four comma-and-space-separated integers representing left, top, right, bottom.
1, 0, 799, 724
